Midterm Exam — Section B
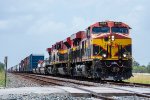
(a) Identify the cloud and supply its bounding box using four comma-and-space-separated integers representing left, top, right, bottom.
0, 14, 35, 35
0, 0, 55, 13
70, 17, 89, 32
0, 20, 9, 29
26, 17, 67, 36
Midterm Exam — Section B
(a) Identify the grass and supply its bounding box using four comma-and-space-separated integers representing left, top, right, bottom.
125, 73, 150, 84
0, 71, 5, 87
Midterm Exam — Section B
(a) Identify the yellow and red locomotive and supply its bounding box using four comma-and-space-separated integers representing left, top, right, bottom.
46, 21, 132, 81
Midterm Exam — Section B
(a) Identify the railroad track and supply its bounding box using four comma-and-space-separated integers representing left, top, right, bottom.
13, 73, 115, 100
103, 80, 150, 88
12, 73, 150, 99
13, 73, 150, 88
15, 73, 94, 86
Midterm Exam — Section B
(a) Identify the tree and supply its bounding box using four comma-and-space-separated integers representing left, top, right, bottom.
132, 60, 140, 67
133, 66, 147, 73
0, 62, 4, 72
147, 62, 150, 73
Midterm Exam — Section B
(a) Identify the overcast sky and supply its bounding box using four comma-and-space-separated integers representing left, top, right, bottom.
0, 0, 150, 67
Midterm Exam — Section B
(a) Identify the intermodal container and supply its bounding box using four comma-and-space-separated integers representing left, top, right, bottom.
28, 54, 44, 72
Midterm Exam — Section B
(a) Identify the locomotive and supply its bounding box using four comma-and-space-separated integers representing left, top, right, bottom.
11, 21, 132, 81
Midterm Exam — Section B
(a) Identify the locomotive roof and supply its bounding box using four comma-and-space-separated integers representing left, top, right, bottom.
70, 31, 86, 40
46, 48, 51, 52
87, 21, 131, 29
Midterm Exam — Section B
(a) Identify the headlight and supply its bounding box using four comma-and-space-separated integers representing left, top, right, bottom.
102, 54, 107, 58
123, 54, 127, 58
111, 35, 115, 41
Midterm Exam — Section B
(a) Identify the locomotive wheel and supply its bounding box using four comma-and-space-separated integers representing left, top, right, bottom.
70, 67, 74, 77
52, 66, 57, 76
45, 67, 49, 75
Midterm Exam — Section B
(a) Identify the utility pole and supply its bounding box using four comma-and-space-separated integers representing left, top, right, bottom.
4, 56, 7, 87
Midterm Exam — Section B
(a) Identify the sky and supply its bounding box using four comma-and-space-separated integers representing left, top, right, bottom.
0, 0, 150, 68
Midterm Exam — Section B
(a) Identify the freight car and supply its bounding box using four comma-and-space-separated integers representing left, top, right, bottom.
11, 54, 44, 73
44, 21, 132, 81
10, 65, 19, 72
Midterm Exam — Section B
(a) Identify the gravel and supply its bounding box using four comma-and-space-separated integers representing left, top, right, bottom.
2, 73, 95, 100
1, 94, 149, 100
0, 93, 94, 100
1, 73, 149, 100
6, 73, 42, 88
6, 73, 107, 88
114, 96, 150, 100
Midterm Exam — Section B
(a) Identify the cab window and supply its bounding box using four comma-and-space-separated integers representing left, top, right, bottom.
92, 27, 110, 34
111, 27, 128, 33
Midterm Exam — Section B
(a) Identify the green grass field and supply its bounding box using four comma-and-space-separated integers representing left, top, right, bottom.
0, 71, 5, 87
125, 73, 150, 84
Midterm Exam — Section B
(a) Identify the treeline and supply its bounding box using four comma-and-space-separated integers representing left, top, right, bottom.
132, 61, 150, 73
0, 62, 4, 72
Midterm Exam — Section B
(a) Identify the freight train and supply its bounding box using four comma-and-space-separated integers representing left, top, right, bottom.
10, 21, 132, 81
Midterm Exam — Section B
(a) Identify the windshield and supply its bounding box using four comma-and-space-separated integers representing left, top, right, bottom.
111, 27, 128, 33
92, 27, 110, 34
